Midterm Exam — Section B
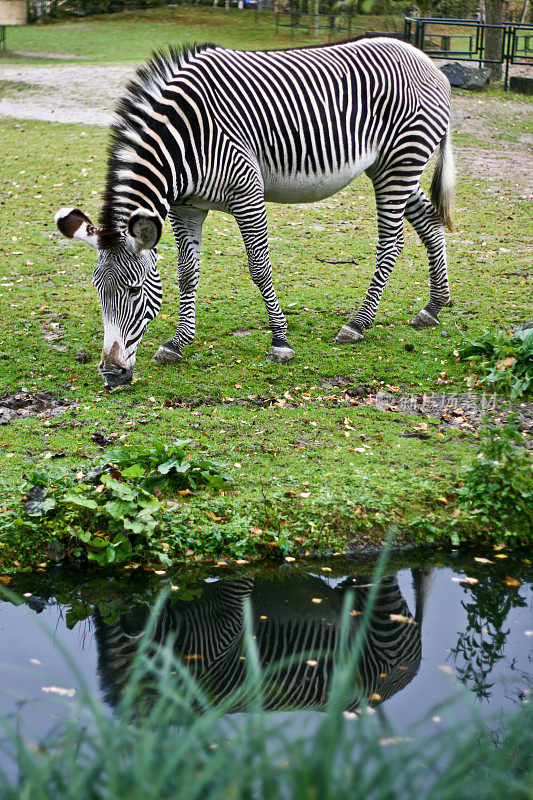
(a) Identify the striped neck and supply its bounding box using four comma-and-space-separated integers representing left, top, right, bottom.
98, 48, 212, 249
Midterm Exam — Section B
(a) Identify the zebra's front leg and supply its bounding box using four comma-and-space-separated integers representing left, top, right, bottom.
152, 207, 207, 364
233, 201, 295, 363
405, 186, 452, 329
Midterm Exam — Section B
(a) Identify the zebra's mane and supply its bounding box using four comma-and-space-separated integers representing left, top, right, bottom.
99, 43, 217, 250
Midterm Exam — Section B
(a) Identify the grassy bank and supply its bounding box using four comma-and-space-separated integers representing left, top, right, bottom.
0, 108, 531, 571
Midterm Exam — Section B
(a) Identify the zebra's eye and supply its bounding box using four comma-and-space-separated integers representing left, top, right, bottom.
127, 285, 142, 296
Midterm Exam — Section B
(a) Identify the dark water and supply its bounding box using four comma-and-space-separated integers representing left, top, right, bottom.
0, 549, 531, 769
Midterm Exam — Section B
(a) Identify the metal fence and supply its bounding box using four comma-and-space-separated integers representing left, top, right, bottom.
275, 9, 352, 41
403, 17, 533, 90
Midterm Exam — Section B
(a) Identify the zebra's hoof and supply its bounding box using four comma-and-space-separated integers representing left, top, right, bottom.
152, 345, 182, 364
267, 345, 295, 363
410, 309, 439, 329
334, 323, 364, 344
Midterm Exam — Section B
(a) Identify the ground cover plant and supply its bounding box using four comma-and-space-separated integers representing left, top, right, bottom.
0, 15, 532, 570
458, 327, 533, 400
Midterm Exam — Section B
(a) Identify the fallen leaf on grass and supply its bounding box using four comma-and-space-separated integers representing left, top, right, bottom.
496, 356, 516, 370
503, 577, 521, 587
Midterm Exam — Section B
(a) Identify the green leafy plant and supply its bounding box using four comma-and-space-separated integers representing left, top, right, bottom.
2, 440, 234, 567
95, 439, 233, 493
457, 413, 533, 539
458, 327, 533, 400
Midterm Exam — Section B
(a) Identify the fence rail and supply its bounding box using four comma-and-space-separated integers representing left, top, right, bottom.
403, 17, 533, 90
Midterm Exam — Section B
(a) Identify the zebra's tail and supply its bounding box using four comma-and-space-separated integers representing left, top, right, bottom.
430, 124, 456, 232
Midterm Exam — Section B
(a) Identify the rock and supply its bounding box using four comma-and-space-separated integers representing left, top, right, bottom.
441, 330, 449, 338
74, 348, 90, 363
440, 62, 490, 91
509, 76, 533, 96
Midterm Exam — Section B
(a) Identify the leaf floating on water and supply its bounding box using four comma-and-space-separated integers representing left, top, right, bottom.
285, 556, 296, 563
504, 577, 521, 587
389, 614, 418, 625
370, 693, 381, 702
474, 557, 494, 564
495, 554, 508, 559
41, 686, 76, 698
452, 576, 478, 584
0, 576, 11, 585
379, 736, 413, 746
438, 665, 454, 675
306, 660, 318, 667
311, 598, 323, 604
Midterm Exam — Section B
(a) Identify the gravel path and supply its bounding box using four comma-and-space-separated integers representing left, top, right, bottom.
0, 64, 135, 125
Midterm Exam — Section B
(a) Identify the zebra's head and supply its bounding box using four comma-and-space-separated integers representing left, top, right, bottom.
55, 208, 163, 387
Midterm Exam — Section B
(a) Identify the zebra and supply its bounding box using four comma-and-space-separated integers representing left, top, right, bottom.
93, 570, 428, 712
55, 37, 455, 387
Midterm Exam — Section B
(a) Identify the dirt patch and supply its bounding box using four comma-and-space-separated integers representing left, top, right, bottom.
0, 391, 74, 424
13, 50, 85, 60
454, 146, 533, 198
231, 328, 254, 336
0, 64, 134, 125
365, 389, 533, 440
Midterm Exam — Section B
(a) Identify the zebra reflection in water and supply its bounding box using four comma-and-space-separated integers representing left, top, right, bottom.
94, 570, 430, 712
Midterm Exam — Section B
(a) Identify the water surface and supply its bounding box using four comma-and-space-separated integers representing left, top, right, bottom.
1, 548, 531, 768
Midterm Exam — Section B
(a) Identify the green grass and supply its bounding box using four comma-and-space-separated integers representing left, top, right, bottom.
1, 7, 402, 64
0, 110, 531, 570
0, 8, 532, 568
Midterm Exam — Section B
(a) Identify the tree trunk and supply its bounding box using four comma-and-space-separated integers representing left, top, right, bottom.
484, 0, 503, 82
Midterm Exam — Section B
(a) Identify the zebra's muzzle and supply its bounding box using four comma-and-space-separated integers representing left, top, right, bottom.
99, 365, 134, 387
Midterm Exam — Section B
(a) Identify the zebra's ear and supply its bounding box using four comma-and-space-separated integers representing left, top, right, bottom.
55, 208, 101, 250
127, 209, 162, 253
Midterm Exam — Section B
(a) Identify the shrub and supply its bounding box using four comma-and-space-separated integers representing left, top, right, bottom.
457, 412, 533, 540
458, 327, 533, 401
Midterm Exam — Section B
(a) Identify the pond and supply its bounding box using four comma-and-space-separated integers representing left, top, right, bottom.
0, 548, 531, 777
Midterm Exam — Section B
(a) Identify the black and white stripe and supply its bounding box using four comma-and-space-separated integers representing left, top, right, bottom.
94, 572, 425, 712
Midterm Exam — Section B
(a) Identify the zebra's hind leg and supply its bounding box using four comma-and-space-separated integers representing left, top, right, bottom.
335, 189, 408, 344
232, 198, 295, 363
405, 186, 452, 329
152, 207, 207, 365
